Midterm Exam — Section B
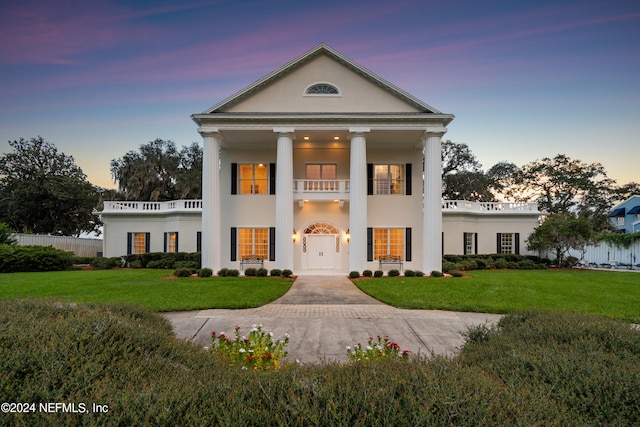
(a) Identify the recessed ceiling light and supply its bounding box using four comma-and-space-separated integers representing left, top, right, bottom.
334, 136, 340, 140
304, 136, 310, 140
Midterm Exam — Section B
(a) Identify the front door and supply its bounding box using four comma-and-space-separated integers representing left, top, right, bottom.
307, 235, 335, 270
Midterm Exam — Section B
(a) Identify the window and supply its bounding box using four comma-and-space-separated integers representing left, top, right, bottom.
373, 164, 404, 194
127, 232, 150, 255
164, 232, 178, 253
616, 216, 625, 226
239, 164, 268, 194
305, 83, 339, 95
497, 232, 519, 254
238, 228, 269, 259
306, 164, 337, 191
464, 232, 476, 255
373, 228, 404, 260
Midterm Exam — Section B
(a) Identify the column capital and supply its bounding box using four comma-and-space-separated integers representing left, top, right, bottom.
424, 126, 447, 138
273, 127, 295, 136
348, 127, 370, 138
198, 127, 222, 138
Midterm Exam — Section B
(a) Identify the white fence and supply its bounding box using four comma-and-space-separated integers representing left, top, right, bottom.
553, 240, 640, 270
15, 234, 103, 257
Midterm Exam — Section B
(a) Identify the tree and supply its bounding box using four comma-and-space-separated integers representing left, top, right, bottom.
110, 139, 202, 201
509, 154, 616, 232
614, 182, 640, 201
526, 212, 598, 266
0, 222, 17, 245
441, 140, 487, 201
0, 137, 100, 236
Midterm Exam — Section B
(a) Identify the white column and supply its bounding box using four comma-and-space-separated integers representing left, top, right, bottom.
200, 131, 221, 273
274, 129, 294, 271
423, 128, 446, 273
349, 129, 369, 273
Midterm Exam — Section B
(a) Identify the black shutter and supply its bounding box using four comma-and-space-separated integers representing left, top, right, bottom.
175, 233, 179, 253
463, 233, 467, 255
367, 228, 373, 261
496, 233, 502, 254
405, 228, 412, 261
442, 232, 444, 255
163, 233, 167, 252
197, 232, 202, 252
231, 163, 238, 195
405, 163, 412, 195
515, 233, 520, 255
127, 233, 132, 255
144, 233, 150, 253
230, 228, 237, 261
474, 233, 478, 255
269, 163, 276, 195
269, 227, 276, 261
367, 164, 373, 195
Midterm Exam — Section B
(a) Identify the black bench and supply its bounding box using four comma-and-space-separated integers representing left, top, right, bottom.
240, 255, 264, 270
378, 255, 404, 272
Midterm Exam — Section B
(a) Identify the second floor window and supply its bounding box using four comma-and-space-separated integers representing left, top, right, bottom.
374, 164, 404, 194
239, 164, 268, 194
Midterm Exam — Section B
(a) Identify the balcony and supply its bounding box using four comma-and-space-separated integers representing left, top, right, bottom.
102, 199, 203, 214
293, 179, 350, 201
442, 200, 540, 214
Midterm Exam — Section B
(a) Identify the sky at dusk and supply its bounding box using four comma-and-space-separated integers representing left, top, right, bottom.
1, 0, 639, 190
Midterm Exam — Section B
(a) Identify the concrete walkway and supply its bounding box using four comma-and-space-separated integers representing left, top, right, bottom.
162, 275, 502, 364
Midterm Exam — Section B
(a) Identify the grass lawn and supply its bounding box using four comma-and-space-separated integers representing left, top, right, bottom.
0, 269, 293, 312
354, 269, 640, 322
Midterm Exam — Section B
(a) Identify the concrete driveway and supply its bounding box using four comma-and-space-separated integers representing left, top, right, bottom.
162, 275, 502, 364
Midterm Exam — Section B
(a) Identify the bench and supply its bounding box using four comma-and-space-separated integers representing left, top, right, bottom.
378, 255, 404, 272
240, 255, 264, 270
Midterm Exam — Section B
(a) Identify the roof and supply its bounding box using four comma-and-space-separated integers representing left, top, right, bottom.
200, 43, 445, 115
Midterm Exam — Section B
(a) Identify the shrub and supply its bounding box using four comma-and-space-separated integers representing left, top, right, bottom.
430, 270, 444, 277
450, 270, 464, 277
362, 269, 373, 277
244, 268, 257, 277
129, 260, 143, 268
256, 268, 268, 277
176, 260, 199, 269
89, 256, 121, 270
494, 258, 509, 269
217, 268, 228, 277
349, 271, 360, 278
0, 245, 73, 272
270, 269, 282, 277
70, 256, 94, 265
174, 267, 194, 277
374, 270, 384, 277
442, 261, 456, 273
197, 268, 213, 278
388, 269, 400, 277
413, 270, 424, 277
226, 269, 240, 277
517, 259, 538, 270
281, 269, 292, 278
404, 270, 415, 277
459, 259, 478, 271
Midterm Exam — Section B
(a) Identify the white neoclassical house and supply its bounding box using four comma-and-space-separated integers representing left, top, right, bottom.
101, 44, 541, 274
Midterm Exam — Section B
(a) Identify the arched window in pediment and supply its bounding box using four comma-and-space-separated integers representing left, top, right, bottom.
305, 83, 340, 95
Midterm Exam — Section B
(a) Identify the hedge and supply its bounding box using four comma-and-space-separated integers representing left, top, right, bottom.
0, 245, 72, 273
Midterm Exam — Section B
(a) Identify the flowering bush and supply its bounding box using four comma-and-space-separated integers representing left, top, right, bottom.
210, 324, 289, 371
346, 335, 410, 363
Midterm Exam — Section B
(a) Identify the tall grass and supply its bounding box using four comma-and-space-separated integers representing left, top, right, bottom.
1, 299, 638, 425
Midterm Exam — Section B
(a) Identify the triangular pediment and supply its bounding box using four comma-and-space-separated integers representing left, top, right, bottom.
202, 43, 442, 115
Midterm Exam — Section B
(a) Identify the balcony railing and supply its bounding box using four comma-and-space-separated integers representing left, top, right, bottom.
442, 200, 539, 213
293, 179, 350, 200
102, 199, 203, 213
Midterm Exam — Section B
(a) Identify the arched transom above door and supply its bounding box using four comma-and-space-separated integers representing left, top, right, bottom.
304, 222, 339, 235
